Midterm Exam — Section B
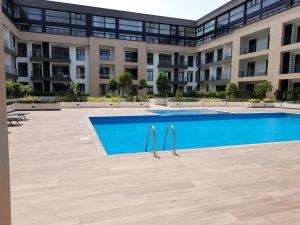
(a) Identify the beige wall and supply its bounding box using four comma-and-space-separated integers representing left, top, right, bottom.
0, 1, 12, 225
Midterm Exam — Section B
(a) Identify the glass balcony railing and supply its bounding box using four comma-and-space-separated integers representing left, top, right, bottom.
239, 71, 267, 77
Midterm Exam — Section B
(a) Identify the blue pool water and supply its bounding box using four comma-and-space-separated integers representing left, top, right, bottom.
90, 113, 300, 155
148, 109, 226, 116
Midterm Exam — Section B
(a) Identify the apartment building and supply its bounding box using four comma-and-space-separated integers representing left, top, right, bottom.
1, 0, 300, 97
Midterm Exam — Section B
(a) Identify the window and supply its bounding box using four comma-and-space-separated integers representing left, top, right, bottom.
147, 53, 154, 65
196, 26, 204, 37
146, 86, 153, 94
184, 27, 195, 37
119, 19, 142, 32
14, 6, 42, 20
217, 13, 229, 28
18, 63, 28, 77
76, 48, 85, 61
263, 0, 280, 8
145, 36, 159, 44
93, 31, 116, 39
76, 66, 85, 79
187, 71, 193, 82
187, 86, 193, 94
160, 24, 170, 35
119, 34, 142, 41
146, 69, 153, 81
79, 84, 85, 92
230, 5, 244, 22
17, 43, 27, 57
45, 10, 70, 24
171, 26, 177, 36
125, 68, 138, 80
247, 0, 262, 15
46, 26, 70, 35
17, 24, 42, 33
32, 63, 42, 77
204, 20, 215, 34
71, 13, 86, 25
51, 46, 69, 59
217, 48, 223, 61
100, 66, 110, 79
125, 51, 138, 63
71, 29, 86, 37
145, 22, 158, 33
32, 44, 42, 58
188, 56, 194, 67
52, 65, 70, 77
100, 49, 111, 61
92, 16, 116, 29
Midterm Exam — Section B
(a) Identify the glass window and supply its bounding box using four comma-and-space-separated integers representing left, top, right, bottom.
263, 0, 280, 7
230, 5, 244, 22
119, 34, 143, 41
18, 62, 28, 77
147, 53, 154, 65
52, 65, 69, 77
71, 29, 86, 37
146, 86, 153, 94
187, 71, 193, 82
46, 10, 70, 24
92, 16, 116, 29
93, 31, 116, 39
76, 66, 85, 79
14, 6, 42, 20
196, 26, 204, 37
17, 24, 42, 33
99, 49, 111, 61
76, 48, 85, 61
145, 36, 159, 44
204, 20, 215, 34
171, 25, 177, 36
188, 56, 194, 67
46, 26, 70, 35
247, 0, 262, 14
100, 66, 110, 79
217, 13, 229, 28
145, 22, 158, 33
125, 51, 138, 63
184, 27, 195, 37
125, 68, 138, 80
71, 13, 86, 25
119, 19, 142, 32
146, 69, 153, 81
17, 43, 27, 57
160, 24, 170, 35
51, 46, 69, 59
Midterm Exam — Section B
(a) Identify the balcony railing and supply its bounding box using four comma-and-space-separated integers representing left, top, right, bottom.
100, 55, 114, 61
100, 73, 114, 79
281, 64, 300, 74
169, 77, 188, 84
239, 71, 267, 77
240, 43, 269, 55
158, 61, 189, 69
5, 65, 18, 80
4, 40, 17, 56
283, 35, 300, 46
200, 74, 231, 82
200, 56, 232, 65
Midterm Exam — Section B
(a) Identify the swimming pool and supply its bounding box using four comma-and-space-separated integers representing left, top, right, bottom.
148, 109, 226, 116
90, 113, 300, 155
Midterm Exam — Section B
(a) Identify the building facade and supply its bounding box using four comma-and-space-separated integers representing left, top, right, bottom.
1, 0, 300, 96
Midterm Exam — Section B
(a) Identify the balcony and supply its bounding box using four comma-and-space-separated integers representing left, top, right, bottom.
4, 40, 17, 57
30, 51, 43, 62
200, 56, 232, 67
200, 74, 231, 82
174, 61, 188, 69
239, 71, 267, 78
51, 74, 71, 82
240, 43, 269, 55
5, 65, 18, 80
158, 61, 189, 69
169, 77, 188, 85
30, 70, 43, 81
281, 64, 300, 74
50, 54, 71, 63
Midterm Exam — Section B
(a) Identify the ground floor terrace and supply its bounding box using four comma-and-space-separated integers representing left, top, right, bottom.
8, 107, 300, 225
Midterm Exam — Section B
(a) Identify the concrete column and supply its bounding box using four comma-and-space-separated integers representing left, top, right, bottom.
231, 33, 241, 85
0, 0, 12, 224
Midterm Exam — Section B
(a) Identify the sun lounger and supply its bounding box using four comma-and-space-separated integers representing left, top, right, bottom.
7, 112, 29, 120
7, 116, 20, 126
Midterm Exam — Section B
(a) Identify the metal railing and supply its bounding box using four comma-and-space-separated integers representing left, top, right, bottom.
239, 71, 267, 77
163, 125, 177, 156
240, 43, 269, 54
145, 126, 158, 158
201, 74, 231, 82
201, 55, 232, 65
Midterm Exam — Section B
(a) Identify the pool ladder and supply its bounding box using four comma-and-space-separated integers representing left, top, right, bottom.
145, 124, 177, 157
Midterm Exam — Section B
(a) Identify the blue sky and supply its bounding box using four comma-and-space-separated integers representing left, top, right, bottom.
49, 0, 230, 20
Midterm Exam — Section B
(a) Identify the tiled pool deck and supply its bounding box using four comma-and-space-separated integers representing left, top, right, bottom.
8, 107, 300, 225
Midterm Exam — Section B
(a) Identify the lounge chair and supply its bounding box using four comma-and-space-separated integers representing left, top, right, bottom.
7, 112, 29, 120
7, 116, 20, 126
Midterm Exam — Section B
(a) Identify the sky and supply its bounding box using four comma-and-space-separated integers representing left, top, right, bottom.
48, 0, 231, 20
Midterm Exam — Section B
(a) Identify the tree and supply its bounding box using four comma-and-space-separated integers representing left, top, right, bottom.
6, 81, 31, 98
156, 70, 169, 97
108, 79, 119, 96
119, 72, 133, 96
254, 81, 273, 99
138, 78, 147, 94
65, 81, 86, 102
225, 83, 237, 99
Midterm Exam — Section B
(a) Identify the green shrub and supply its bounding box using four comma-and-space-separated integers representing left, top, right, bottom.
254, 81, 273, 100
225, 83, 238, 99
87, 97, 121, 102
262, 98, 275, 103
18, 96, 59, 104
199, 98, 223, 102
174, 91, 183, 102
249, 98, 261, 103
6, 100, 16, 105
6, 81, 32, 98
193, 90, 226, 99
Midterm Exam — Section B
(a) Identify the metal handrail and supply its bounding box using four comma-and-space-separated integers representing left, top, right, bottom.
145, 126, 158, 157
163, 125, 177, 155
